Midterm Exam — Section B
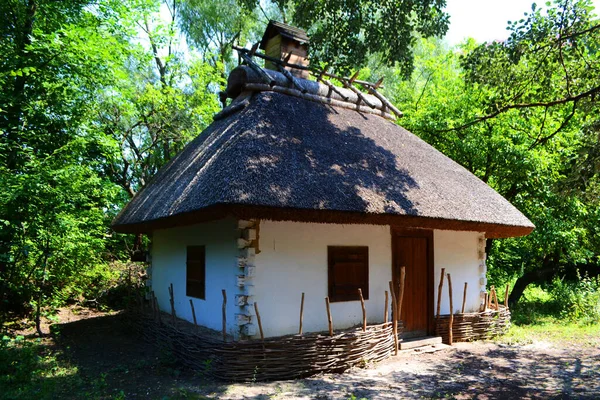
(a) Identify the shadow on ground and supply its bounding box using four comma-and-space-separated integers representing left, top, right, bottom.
23, 313, 600, 400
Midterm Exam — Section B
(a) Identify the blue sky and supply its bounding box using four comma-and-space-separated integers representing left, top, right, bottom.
445, 0, 600, 45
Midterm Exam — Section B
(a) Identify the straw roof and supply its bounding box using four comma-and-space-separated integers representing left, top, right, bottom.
112, 68, 534, 238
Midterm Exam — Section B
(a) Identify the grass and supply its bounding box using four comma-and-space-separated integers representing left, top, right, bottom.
497, 285, 600, 346
0, 335, 84, 400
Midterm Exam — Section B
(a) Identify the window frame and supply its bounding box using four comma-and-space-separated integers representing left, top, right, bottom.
327, 246, 369, 303
186, 245, 206, 300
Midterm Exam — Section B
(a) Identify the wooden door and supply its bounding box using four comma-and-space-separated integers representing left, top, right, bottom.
392, 229, 433, 338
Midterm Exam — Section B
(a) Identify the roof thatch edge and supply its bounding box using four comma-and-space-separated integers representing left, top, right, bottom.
111, 203, 534, 239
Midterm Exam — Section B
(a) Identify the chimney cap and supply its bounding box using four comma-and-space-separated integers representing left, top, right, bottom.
259, 20, 309, 50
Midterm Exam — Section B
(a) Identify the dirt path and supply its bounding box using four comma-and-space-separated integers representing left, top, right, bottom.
201, 341, 600, 399
29, 309, 600, 399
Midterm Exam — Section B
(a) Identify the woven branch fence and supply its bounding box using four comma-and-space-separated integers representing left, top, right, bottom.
132, 308, 397, 381
435, 306, 511, 344
129, 272, 511, 381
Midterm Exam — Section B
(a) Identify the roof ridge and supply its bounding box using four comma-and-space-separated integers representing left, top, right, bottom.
225, 66, 399, 121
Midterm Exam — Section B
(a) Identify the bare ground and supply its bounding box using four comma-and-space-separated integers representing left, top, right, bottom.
13, 308, 600, 399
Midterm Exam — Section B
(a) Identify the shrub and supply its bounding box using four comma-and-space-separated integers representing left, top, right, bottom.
549, 276, 600, 324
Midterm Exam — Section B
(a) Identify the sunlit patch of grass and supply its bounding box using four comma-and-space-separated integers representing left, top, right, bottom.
497, 285, 600, 346
500, 320, 600, 346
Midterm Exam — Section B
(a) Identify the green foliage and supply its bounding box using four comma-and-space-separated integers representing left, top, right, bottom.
0, 0, 132, 321
505, 278, 600, 326
500, 284, 600, 346
385, 0, 600, 306
179, 0, 261, 70
0, 335, 80, 400
549, 276, 600, 323
0, 0, 223, 324
291, 0, 449, 76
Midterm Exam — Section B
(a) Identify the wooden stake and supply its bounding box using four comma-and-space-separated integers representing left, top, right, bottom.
153, 296, 161, 324
461, 282, 468, 314
168, 283, 176, 322
384, 291, 389, 323
254, 302, 264, 340
189, 299, 198, 327
504, 283, 510, 309
299, 292, 305, 335
388, 281, 398, 356
492, 286, 499, 310
486, 291, 491, 310
325, 297, 333, 336
397, 266, 406, 320
222, 289, 227, 342
447, 273, 454, 345
436, 268, 446, 320
150, 291, 156, 316
358, 288, 366, 332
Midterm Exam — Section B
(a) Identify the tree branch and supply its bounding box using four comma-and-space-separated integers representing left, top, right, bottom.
436, 84, 600, 133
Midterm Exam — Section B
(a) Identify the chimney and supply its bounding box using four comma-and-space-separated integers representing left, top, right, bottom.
259, 20, 309, 79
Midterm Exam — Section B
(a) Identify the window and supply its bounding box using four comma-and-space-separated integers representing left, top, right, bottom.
328, 246, 369, 302
186, 246, 205, 299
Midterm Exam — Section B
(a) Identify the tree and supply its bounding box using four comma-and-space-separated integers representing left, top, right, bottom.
98, 0, 223, 198
387, 12, 599, 307
291, 0, 449, 76
179, 0, 262, 74
0, 0, 128, 329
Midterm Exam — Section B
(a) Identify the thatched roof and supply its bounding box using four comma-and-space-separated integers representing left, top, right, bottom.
112, 68, 534, 238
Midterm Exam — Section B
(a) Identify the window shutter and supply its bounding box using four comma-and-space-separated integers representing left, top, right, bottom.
186, 246, 205, 299
328, 246, 369, 302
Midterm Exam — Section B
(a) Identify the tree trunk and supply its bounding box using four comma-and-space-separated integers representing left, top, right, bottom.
35, 291, 43, 337
508, 252, 561, 307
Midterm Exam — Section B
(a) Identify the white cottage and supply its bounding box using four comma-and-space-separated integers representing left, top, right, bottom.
113, 22, 534, 343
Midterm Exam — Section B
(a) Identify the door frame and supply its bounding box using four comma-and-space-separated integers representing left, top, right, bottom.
391, 227, 435, 335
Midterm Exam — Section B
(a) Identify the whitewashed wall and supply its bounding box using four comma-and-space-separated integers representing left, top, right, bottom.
151, 218, 484, 338
433, 230, 483, 315
151, 218, 238, 334
253, 222, 484, 337
253, 221, 393, 337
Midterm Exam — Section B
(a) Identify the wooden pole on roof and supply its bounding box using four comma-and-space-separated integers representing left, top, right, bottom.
461, 282, 468, 314
358, 288, 366, 332
222, 289, 227, 342
436, 268, 446, 320
340, 78, 377, 109
254, 302, 264, 340
388, 281, 399, 355
384, 290, 389, 323
189, 299, 198, 327
298, 292, 305, 335
318, 78, 350, 101
447, 273, 454, 345
277, 64, 306, 93
367, 87, 403, 117
325, 297, 333, 336
239, 52, 275, 86
232, 46, 384, 88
